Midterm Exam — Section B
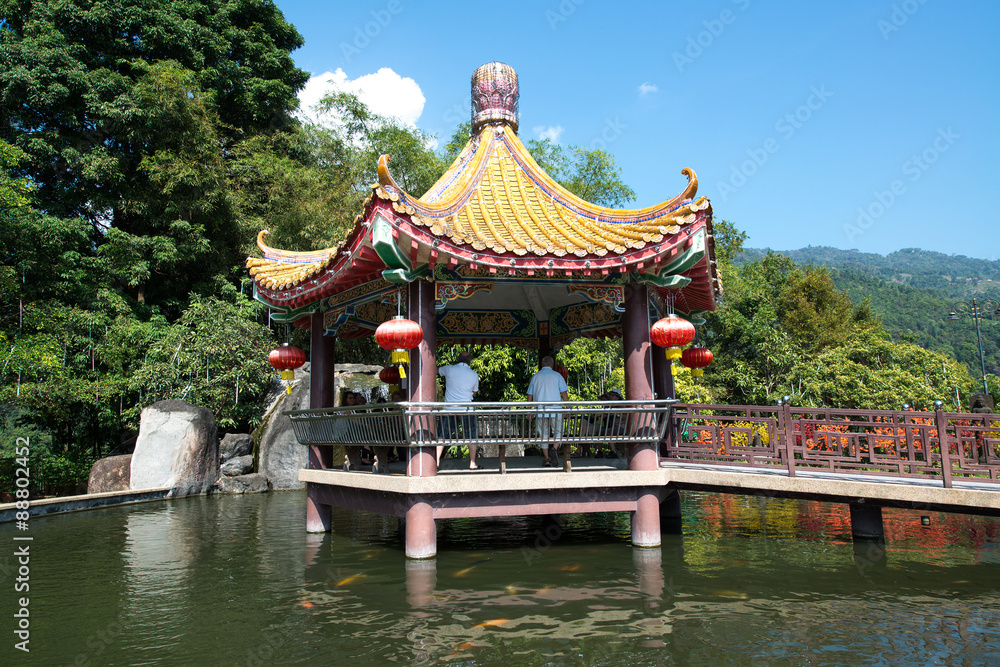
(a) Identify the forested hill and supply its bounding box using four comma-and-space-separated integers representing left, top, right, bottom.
737, 246, 1000, 297
737, 246, 1000, 379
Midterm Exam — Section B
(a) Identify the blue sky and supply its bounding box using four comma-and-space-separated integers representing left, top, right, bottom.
275, 0, 999, 260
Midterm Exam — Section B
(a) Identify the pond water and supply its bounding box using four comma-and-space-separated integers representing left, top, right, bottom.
4, 490, 1000, 666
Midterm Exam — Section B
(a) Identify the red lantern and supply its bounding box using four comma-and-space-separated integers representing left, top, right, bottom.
650, 314, 696, 361
374, 316, 423, 377
379, 366, 401, 384
555, 364, 569, 381
269, 343, 306, 393
681, 347, 713, 377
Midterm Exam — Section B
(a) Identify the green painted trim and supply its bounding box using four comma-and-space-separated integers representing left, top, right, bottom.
371, 214, 410, 271
634, 272, 691, 289
658, 229, 705, 276
253, 289, 315, 323
382, 265, 430, 284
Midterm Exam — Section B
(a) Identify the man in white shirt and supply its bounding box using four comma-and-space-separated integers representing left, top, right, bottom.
437, 350, 480, 469
526, 355, 569, 466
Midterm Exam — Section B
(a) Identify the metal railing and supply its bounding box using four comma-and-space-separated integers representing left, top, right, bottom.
285, 400, 675, 473
666, 403, 1000, 488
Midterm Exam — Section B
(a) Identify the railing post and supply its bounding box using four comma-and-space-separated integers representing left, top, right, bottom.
782, 399, 796, 478
935, 401, 952, 488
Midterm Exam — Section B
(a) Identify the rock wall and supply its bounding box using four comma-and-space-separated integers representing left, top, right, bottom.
257, 368, 310, 489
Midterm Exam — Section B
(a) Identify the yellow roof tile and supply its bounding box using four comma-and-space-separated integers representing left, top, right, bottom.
377, 125, 706, 258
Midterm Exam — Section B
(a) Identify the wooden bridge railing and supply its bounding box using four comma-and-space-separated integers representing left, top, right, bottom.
666, 403, 1000, 488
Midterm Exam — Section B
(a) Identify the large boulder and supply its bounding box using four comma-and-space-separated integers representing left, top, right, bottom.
257, 368, 310, 489
130, 400, 218, 497
217, 473, 269, 494
87, 454, 133, 493
220, 454, 254, 477
219, 433, 252, 463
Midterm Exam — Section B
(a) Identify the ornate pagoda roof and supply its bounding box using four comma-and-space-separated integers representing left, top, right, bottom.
377, 123, 710, 259
247, 62, 720, 332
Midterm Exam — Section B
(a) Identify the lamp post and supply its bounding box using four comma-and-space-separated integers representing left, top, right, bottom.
947, 298, 1000, 396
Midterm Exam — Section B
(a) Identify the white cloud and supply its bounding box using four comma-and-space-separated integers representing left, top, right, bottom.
533, 124, 564, 143
638, 82, 659, 96
297, 67, 426, 128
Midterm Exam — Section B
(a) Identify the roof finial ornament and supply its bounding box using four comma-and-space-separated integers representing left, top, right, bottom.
471, 62, 519, 136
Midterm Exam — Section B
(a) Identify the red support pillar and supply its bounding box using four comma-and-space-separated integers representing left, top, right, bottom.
623, 282, 661, 548
306, 311, 334, 533
407, 279, 438, 479
623, 283, 657, 470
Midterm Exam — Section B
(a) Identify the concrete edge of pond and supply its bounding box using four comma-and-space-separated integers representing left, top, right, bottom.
0, 488, 173, 523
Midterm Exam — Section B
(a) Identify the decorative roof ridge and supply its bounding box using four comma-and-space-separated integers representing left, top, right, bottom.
376, 126, 497, 215
418, 130, 486, 204
251, 230, 341, 264
498, 125, 700, 220
375, 123, 702, 224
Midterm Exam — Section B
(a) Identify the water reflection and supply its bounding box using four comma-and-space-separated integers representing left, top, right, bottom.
4, 490, 1000, 665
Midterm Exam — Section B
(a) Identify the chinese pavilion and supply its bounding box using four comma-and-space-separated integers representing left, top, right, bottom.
247, 63, 721, 549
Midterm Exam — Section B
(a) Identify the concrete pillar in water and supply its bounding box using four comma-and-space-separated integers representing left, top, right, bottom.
849, 502, 884, 541
632, 490, 662, 547
306, 312, 334, 533
407, 279, 438, 477
405, 500, 436, 559
405, 558, 437, 607
633, 546, 664, 614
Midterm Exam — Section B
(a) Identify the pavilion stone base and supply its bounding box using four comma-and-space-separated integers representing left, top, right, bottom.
300, 469, 667, 558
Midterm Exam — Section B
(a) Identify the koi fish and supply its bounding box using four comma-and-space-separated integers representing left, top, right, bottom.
301, 600, 314, 609
454, 566, 477, 577
504, 585, 520, 594
336, 574, 368, 586
559, 564, 581, 572
713, 590, 747, 599
472, 619, 509, 629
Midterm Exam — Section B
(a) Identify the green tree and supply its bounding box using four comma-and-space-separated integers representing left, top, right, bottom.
793, 330, 978, 410
1, 0, 308, 313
